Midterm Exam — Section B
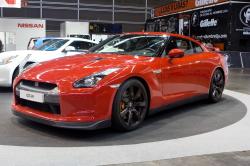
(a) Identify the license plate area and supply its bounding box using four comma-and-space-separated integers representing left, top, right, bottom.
20, 90, 44, 103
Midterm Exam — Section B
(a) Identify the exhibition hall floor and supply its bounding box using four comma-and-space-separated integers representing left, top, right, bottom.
0, 69, 250, 165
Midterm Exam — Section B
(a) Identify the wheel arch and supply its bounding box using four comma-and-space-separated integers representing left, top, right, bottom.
208, 66, 225, 93
12, 66, 20, 83
111, 76, 152, 130
212, 66, 225, 80
128, 76, 151, 100
121, 76, 151, 113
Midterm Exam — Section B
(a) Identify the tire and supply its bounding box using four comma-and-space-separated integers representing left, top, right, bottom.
112, 79, 149, 131
208, 69, 225, 103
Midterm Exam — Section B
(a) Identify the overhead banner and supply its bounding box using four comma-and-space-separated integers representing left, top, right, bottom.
190, 4, 230, 41
0, 0, 21, 8
154, 0, 229, 18
232, 3, 250, 38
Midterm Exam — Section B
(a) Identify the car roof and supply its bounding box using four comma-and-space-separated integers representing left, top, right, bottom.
125, 32, 199, 43
124, 32, 207, 50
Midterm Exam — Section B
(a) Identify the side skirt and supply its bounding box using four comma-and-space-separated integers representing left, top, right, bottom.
148, 94, 209, 116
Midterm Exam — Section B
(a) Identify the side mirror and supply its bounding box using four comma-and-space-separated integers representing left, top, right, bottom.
168, 48, 184, 58
64, 46, 76, 52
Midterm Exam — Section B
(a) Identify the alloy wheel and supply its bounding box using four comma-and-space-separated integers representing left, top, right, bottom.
112, 79, 149, 131
210, 69, 225, 102
119, 85, 147, 127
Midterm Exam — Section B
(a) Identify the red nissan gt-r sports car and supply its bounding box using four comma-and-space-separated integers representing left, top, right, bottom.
11, 32, 228, 131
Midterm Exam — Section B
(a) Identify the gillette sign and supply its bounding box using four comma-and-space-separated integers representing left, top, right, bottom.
195, 0, 219, 7
200, 19, 218, 28
0, 0, 21, 8
154, 0, 228, 18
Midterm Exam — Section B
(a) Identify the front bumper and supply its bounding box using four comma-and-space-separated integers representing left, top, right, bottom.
0, 64, 14, 87
12, 109, 111, 130
12, 79, 117, 129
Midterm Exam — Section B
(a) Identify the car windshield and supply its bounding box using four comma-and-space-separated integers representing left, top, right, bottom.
35, 39, 69, 51
90, 34, 168, 57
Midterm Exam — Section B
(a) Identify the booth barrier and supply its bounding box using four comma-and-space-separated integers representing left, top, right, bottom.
222, 51, 250, 68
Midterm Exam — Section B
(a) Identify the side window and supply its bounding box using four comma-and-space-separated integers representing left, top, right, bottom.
192, 42, 203, 53
165, 38, 178, 55
176, 39, 194, 55
69, 41, 94, 51
43, 39, 50, 44
165, 37, 194, 55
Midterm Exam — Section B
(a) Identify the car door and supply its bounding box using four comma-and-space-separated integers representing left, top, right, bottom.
187, 41, 213, 94
65, 40, 95, 56
161, 37, 202, 103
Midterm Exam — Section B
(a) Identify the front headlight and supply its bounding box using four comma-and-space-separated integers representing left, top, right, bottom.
73, 68, 120, 88
0, 55, 19, 65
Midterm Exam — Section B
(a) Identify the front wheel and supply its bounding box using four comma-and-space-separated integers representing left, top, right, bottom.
208, 69, 225, 103
112, 79, 149, 131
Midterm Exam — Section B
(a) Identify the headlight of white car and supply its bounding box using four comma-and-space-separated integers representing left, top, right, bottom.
0, 55, 19, 65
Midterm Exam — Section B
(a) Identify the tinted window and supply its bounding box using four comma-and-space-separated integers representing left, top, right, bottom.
192, 42, 203, 53
91, 35, 168, 57
36, 39, 69, 51
165, 37, 195, 55
69, 41, 94, 51
43, 39, 51, 44
176, 39, 194, 54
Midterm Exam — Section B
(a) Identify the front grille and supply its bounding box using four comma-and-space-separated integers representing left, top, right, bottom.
21, 80, 57, 91
16, 97, 60, 114
16, 80, 60, 114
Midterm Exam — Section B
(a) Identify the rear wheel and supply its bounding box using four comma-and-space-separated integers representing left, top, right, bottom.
112, 79, 149, 131
208, 69, 225, 103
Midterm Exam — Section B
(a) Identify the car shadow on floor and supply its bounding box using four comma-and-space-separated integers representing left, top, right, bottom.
11, 96, 241, 147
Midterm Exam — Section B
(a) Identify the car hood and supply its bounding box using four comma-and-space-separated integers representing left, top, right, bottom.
24, 50, 61, 62
20, 53, 153, 83
0, 50, 36, 58
0, 50, 57, 59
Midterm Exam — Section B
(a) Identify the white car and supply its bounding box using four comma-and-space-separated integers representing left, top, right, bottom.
0, 38, 97, 87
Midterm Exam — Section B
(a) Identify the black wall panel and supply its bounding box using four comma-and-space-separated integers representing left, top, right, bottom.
241, 53, 250, 68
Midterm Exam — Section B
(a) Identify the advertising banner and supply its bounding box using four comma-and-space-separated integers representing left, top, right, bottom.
0, 0, 21, 8
230, 2, 250, 51
234, 3, 250, 37
0, 18, 46, 50
154, 0, 229, 18
189, 4, 230, 40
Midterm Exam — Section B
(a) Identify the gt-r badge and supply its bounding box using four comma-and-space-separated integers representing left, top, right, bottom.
153, 69, 162, 74
110, 84, 121, 89
34, 82, 39, 87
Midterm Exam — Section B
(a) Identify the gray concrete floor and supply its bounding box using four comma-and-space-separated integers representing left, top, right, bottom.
227, 69, 250, 95
110, 151, 250, 166
112, 68, 250, 166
